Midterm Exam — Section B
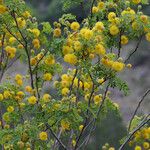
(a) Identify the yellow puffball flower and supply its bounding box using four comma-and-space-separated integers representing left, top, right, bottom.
42, 94, 51, 103
5, 46, 16, 58
9, 37, 16, 44
31, 28, 40, 37
3, 90, 11, 99
79, 125, 84, 131
28, 96, 37, 105
98, 2, 105, 10
61, 119, 70, 130
53, 28, 61, 37
108, 12, 116, 21
94, 95, 102, 105
23, 11, 31, 18
15, 74, 22, 81
3, 113, 10, 122
143, 142, 149, 149
146, 32, 150, 42
74, 41, 82, 51
32, 39, 40, 49
64, 53, 78, 65
109, 25, 119, 36
140, 15, 148, 24
7, 106, 14, 112
126, 64, 132, 68
92, 6, 98, 14
61, 88, 70, 96
25, 86, 32, 93
98, 78, 105, 84
0, 5, 7, 14
39, 132, 48, 141
70, 22, 80, 31
95, 22, 104, 31
62, 46, 73, 55
84, 29, 93, 40
95, 44, 106, 55
30, 57, 37, 66
44, 55, 55, 65
43, 73, 52, 81
16, 18, 26, 28
132, 22, 139, 30
17, 91, 25, 98
0, 94, 4, 101
18, 44, 24, 49
112, 61, 125, 72
16, 79, 23, 86
132, 0, 141, 4
121, 35, 129, 45
134, 146, 142, 150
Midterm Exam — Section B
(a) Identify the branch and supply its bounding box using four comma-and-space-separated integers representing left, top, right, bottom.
46, 123, 67, 150
124, 36, 143, 63
119, 114, 150, 150
128, 88, 150, 133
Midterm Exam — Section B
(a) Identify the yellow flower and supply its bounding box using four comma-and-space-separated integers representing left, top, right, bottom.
18, 44, 24, 49
15, 74, 22, 81
108, 12, 116, 21
43, 73, 52, 81
83, 29, 93, 40
5, 46, 16, 58
25, 86, 32, 93
62, 46, 73, 55
140, 15, 148, 23
109, 147, 115, 150
94, 95, 102, 105
95, 44, 106, 55
28, 96, 37, 105
92, 6, 98, 14
64, 53, 78, 65
3, 90, 11, 99
42, 94, 51, 103
0, 5, 7, 14
74, 41, 82, 51
132, 22, 139, 30
39, 132, 48, 141
17, 91, 25, 99
98, 78, 105, 84
98, 2, 105, 10
61, 88, 69, 96
143, 142, 149, 149
79, 125, 84, 131
132, 0, 141, 4
109, 25, 119, 36
23, 11, 31, 18
44, 55, 55, 65
53, 28, 61, 37
16, 18, 26, 28
9, 37, 16, 44
112, 61, 125, 72
31, 28, 40, 37
32, 39, 40, 49
30, 57, 37, 66
121, 35, 128, 45
134, 146, 142, 150
95, 22, 104, 31
61, 119, 70, 130
126, 64, 132, 68
146, 32, 150, 42
7, 106, 14, 112
0, 94, 3, 101
70, 22, 80, 31
3, 113, 10, 122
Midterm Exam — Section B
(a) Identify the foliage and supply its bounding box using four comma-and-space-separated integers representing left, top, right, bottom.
0, 0, 150, 150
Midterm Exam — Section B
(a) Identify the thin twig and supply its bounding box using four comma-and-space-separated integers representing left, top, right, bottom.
124, 36, 143, 63
128, 89, 150, 133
